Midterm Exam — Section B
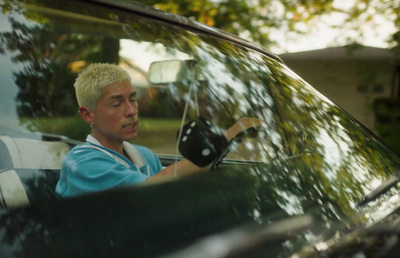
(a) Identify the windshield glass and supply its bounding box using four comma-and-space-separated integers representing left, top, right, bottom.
0, 1, 285, 163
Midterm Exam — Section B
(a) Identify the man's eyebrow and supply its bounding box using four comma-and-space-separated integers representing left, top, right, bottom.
107, 92, 137, 101
108, 95, 124, 101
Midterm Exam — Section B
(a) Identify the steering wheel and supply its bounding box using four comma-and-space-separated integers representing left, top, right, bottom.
208, 117, 264, 170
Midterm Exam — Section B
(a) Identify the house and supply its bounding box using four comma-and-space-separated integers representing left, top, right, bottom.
279, 45, 400, 132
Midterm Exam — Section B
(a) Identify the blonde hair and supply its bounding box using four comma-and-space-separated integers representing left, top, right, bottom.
74, 63, 131, 110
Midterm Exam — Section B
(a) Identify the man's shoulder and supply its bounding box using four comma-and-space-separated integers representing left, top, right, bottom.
69, 142, 97, 154
65, 143, 112, 162
61, 143, 123, 178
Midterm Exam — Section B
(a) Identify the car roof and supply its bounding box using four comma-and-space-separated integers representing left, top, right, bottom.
83, 0, 283, 64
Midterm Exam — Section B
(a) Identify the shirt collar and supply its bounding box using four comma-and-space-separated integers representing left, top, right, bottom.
85, 135, 145, 168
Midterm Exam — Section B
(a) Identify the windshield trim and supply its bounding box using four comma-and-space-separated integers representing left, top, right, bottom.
79, 0, 283, 64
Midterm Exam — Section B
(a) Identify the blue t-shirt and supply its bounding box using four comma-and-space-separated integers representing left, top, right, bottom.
55, 140, 162, 198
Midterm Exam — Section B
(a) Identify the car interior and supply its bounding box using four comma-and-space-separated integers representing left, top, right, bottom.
0, 136, 72, 209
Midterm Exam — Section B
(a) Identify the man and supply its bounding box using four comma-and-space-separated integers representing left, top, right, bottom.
55, 63, 208, 198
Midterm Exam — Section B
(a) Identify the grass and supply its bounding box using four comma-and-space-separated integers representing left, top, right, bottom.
19, 116, 182, 154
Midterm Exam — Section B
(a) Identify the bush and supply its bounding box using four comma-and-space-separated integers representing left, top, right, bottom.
20, 116, 89, 141
373, 98, 400, 155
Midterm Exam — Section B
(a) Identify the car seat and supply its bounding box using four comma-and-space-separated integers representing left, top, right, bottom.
0, 168, 60, 209
0, 136, 70, 209
0, 136, 69, 169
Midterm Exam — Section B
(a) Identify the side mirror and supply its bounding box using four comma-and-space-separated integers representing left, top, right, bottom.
148, 59, 203, 85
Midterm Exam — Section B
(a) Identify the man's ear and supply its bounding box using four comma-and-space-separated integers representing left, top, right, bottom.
78, 106, 94, 125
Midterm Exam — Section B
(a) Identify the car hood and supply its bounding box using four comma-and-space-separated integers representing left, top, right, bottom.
1, 162, 400, 257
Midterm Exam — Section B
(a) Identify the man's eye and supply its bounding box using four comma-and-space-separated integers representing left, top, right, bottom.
129, 99, 137, 103
112, 102, 121, 107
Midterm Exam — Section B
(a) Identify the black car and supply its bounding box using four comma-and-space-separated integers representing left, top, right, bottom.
1, 0, 400, 257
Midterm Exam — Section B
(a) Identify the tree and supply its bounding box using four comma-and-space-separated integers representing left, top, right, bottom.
338, 0, 400, 53
140, 0, 400, 52
0, 18, 119, 117
139, 0, 336, 47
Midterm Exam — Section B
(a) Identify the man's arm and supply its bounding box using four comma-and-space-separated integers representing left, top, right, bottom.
145, 117, 263, 184
145, 158, 206, 183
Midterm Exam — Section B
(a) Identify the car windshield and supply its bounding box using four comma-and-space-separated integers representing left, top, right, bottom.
1, 1, 285, 163
2, 0, 400, 257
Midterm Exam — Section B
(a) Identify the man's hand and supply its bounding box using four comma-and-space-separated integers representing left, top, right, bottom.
146, 117, 265, 184
224, 117, 264, 142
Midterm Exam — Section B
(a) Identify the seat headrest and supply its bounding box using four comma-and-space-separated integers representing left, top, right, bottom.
0, 136, 70, 169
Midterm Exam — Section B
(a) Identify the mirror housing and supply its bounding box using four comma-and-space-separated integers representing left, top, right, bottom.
148, 59, 203, 85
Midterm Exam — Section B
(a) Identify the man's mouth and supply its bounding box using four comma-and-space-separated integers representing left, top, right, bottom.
123, 122, 137, 128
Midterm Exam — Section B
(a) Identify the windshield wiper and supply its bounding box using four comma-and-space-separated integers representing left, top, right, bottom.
359, 172, 400, 206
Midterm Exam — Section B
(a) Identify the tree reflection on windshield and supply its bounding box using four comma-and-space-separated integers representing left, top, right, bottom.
266, 60, 400, 219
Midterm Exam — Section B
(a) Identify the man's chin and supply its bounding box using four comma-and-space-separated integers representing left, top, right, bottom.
121, 124, 138, 140
123, 132, 138, 142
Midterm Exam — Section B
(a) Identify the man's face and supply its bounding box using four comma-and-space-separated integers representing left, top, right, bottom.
91, 79, 138, 145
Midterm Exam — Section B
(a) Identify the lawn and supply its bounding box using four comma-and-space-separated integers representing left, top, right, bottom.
20, 116, 182, 154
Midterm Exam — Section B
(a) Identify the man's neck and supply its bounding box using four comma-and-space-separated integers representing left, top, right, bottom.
88, 134, 124, 156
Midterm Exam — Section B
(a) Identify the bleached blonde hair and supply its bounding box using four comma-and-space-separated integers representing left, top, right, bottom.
74, 63, 132, 110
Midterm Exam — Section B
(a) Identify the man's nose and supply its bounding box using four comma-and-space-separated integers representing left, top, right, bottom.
125, 101, 138, 116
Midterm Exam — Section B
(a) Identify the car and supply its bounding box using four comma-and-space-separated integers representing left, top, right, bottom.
1, 0, 400, 257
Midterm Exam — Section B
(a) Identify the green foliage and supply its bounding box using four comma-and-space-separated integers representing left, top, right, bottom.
138, 0, 400, 51
19, 116, 182, 150
20, 116, 90, 141
0, 15, 119, 117
139, 91, 182, 118
139, 0, 337, 47
373, 98, 400, 155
